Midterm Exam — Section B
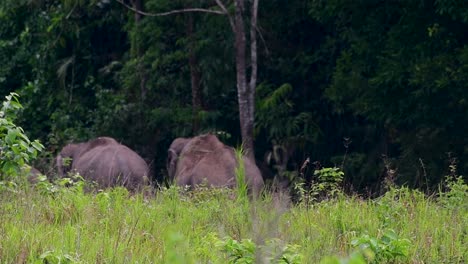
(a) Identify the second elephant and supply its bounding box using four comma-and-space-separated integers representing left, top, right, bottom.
57, 137, 150, 191
167, 134, 264, 194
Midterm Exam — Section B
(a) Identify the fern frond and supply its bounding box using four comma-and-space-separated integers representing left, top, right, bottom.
261, 83, 293, 109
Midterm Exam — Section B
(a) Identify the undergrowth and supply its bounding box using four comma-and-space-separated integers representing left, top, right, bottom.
0, 175, 466, 263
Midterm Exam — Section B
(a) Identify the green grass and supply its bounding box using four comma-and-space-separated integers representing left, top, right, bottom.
0, 180, 466, 263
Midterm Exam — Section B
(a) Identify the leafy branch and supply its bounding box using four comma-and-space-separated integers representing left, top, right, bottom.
0, 93, 44, 179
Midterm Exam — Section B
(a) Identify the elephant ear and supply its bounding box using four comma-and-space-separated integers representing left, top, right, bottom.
167, 149, 179, 179
57, 152, 75, 177
56, 143, 79, 177
167, 137, 190, 179
56, 154, 67, 177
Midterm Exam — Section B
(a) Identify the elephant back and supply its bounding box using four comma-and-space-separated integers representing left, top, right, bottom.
59, 137, 118, 161
213, 146, 264, 193
175, 134, 225, 178
187, 146, 238, 188
76, 137, 119, 158
181, 134, 224, 156
173, 134, 264, 194
73, 143, 149, 190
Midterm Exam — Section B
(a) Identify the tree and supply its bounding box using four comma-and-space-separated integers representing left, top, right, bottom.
310, 0, 468, 186
131, 0, 148, 101
218, 0, 259, 160
117, 0, 259, 160
186, 11, 203, 133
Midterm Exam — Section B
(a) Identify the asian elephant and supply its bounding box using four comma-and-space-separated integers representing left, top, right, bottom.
28, 166, 43, 184
56, 137, 150, 191
167, 134, 264, 194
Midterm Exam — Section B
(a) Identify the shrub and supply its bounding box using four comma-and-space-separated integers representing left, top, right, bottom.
294, 167, 345, 204
439, 175, 468, 210
0, 93, 43, 179
216, 236, 302, 264
350, 229, 411, 263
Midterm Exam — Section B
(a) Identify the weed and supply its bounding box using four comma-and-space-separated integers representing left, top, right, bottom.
294, 167, 345, 204
439, 175, 468, 210
235, 146, 249, 202
350, 229, 411, 263
217, 236, 256, 263
216, 236, 302, 264
38, 250, 80, 264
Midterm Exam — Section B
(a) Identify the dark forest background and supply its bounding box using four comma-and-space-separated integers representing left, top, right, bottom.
1, 0, 467, 194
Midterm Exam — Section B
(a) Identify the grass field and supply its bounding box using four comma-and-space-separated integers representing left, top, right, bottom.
0, 176, 466, 263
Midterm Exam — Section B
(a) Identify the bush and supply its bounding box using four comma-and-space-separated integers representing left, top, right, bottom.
439, 175, 468, 210
350, 229, 411, 263
216, 236, 302, 264
0, 93, 44, 180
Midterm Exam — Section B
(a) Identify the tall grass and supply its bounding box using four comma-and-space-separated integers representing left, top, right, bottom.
0, 177, 466, 263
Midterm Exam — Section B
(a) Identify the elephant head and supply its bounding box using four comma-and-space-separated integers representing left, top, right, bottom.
22, 166, 43, 184
167, 137, 191, 180
57, 137, 118, 177
167, 134, 264, 194
56, 137, 150, 190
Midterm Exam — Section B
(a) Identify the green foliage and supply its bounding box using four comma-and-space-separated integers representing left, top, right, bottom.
0, 180, 18, 193
267, 240, 304, 264
295, 167, 345, 203
164, 232, 194, 264
0, 180, 466, 263
0, 93, 43, 179
256, 82, 320, 143
320, 221, 412, 263
217, 237, 256, 263
216, 236, 303, 264
439, 175, 468, 209
350, 229, 411, 263
320, 252, 366, 264
35, 173, 86, 197
311, 0, 468, 185
235, 147, 249, 201
313, 167, 344, 196
38, 250, 80, 264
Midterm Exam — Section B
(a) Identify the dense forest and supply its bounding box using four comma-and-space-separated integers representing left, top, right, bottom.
1, 0, 467, 194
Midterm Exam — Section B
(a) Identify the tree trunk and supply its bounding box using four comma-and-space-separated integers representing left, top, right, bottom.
233, 0, 255, 160
132, 0, 147, 101
187, 12, 202, 133
249, 0, 258, 127
120, 0, 259, 158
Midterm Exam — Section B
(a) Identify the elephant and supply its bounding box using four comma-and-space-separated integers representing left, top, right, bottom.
18, 165, 44, 184
27, 166, 43, 184
56, 137, 150, 191
167, 134, 264, 194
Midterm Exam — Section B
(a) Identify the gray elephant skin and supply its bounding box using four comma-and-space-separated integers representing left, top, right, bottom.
57, 137, 150, 190
167, 134, 264, 194
27, 166, 43, 184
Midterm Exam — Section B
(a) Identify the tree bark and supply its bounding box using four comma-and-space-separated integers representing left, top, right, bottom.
232, 0, 259, 161
187, 12, 203, 133
249, 0, 258, 125
233, 0, 255, 160
132, 0, 147, 101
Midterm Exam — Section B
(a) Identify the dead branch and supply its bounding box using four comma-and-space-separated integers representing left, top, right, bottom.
115, 0, 226, 16
214, 0, 235, 30
300, 157, 310, 177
